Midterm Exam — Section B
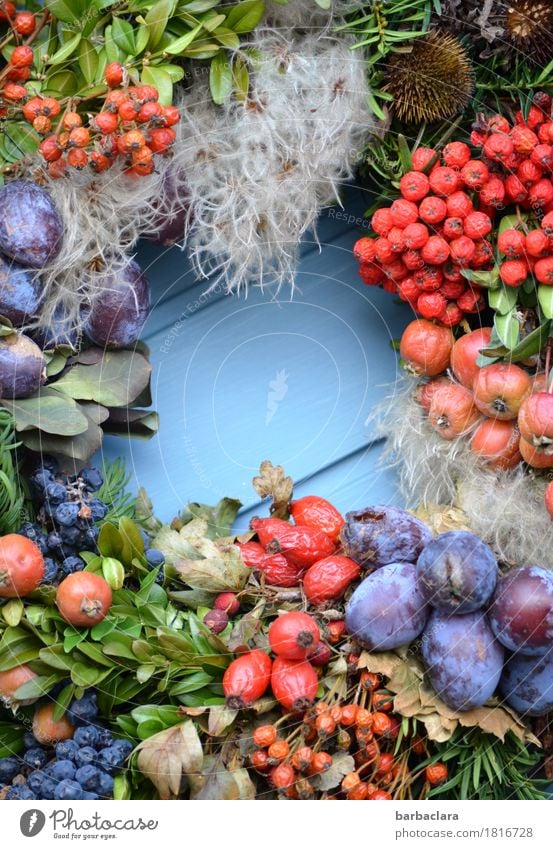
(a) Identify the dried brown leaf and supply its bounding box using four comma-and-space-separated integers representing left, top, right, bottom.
317, 751, 355, 792
208, 705, 238, 737
136, 721, 203, 799
413, 503, 472, 535
252, 460, 293, 519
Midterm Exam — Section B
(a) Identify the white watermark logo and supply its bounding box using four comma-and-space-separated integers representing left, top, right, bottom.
266, 369, 289, 425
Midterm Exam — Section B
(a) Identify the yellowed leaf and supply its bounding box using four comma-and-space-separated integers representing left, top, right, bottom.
136, 721, 203, 799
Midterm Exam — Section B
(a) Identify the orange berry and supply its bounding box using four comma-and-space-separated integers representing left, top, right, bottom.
128, 160, 155, 177
372, 712, 393, 737
341, 771, 361, 792
136, 84, 158, 103
14, 11, 35, 35
369, 789, 392, 800
315, 713, 336, 739
69, 127, 90, 148
360, 671, 381, 691
47, 157, 67, 179
326, 620, 346, 643
250, 749, 270, 773
7, 66, 30, 82
23, 96, 43, 122
62, 112, 82, 131
162, 104, 180, 126
252, 725, 277, 748
89, 152, 112, 173
131, 145, 153, 166
67, 148, 88, 169
32, 115, 51, 135
10, 45, 34, 68
121, 129, 145, 151
347, 781, 369, 800
411, 736, 425, 755
267, 739, 290, 763
118, 100, 138, 122
308, 751, 333, 774
147, 127, 176, 153
41, 98, 61, 117
372, 690, 394, 712
137, 101, 163, 123
270, 762, 296, 789
39, 134, 62, 162
356, 708, 373, 729
0, 2, 16, 22
426, 762, 448, 786
3, 82, 27, 101
339, 704, 358, 726
105, 89, 126, 111
92, 111, 118, 135
377, 752, 394, 776
105, 62, 124, 87
291, 746, 313, 773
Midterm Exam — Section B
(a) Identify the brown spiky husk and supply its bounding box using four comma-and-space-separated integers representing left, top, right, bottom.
384, 30, 474, 125
438, 0, 553, 64
370, 378, 553, 569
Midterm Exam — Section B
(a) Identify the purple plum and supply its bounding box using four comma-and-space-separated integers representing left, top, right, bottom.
345, 562, 429, 650
0, 180, 63, 267
499, 648, 553, 716
488, 566, 553, 656
416, 530, 498, 614
84, 259, 150, 349
0, 254, 42, 326
421, 610, 504, 711
0, 332, 45, 398
340, 505, 432, 569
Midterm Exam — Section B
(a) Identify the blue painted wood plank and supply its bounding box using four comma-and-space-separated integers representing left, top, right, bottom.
101, 224, 411, 521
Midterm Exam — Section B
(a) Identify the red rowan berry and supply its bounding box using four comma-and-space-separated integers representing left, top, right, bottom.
449, 235, 476, 265
135, 85, 158, 103
446, 191, 473, 219
500, 259, 529, 287
463, 211, 492, 239
105, 89, 126, 111
7, 66, 30, 82
510, 125, 539, 153
498, 228, 526, 258
518, 159, 543, 186
67, 148, 88, 169
387, 226, 405, 253
128, 160, 155, 176
413, 266, 443, 291
443, 262, 464, 282
535, 256, 553, 284
487, 115, 510, 133
440, 279, 466, 299
399, 170, 429, 202
421, 235, 450, 265
411, 147, 436, 171
381, 259, 408, 282
529, 179, 553, 208
483, 133, 513, 162
442, 141, 471, 169
429, 165, 460, 196
541, 211, 553, 234
439, 301, 464, 326
417, 291, 446, 319
10, 45, 34, 69
105, 62, 124, 88
253, 725, 277, 748
47, 157, 67, 179
526, 229, 550, 256
375, 237, 394, 265
69, 127, 90, 148
371, 207, 393, 236
131, 145, 153, 167
398, 277, 419, 304
480, 175, 506, 207
457, 288, 485, 313
62, 112, 82, 131
531, 144, 553, 170
92, 112, 118, 135
137, 101, 163, 123
403, 222, 429, 250
443, 217, 464, 240
251, 749, 270, 773
426, 763, 448, 786
472, 239, 494, 268
504, 174, 528, 202
353, 237, 376, 263
460, 159, 489, 189
358, 263, 382, 285
0, 2, 16, 21
470, 129, 488, 147
390, 198, 418, 228
403, 249, 424, 270
419, 195, 447, 224
118, 100, 138, 122
120, 129, 145, 151
538, 122, 553, 144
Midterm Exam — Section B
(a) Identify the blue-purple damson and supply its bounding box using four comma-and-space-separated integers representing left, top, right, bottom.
421, 610, 504, 711
345, 562, 429, 650
499, 648, 553, 716
416, 531, 498, 614
0, 254, 42, 326
0, 180, 63, 267
340, 506, 432, 569
488, 566, 553, 656
84, 259, 150, 349
0, 332, 45, 398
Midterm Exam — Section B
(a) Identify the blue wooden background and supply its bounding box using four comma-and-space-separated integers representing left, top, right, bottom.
101, 188, 413, 528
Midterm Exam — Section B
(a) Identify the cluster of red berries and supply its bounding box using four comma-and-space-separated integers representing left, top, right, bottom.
0, 4, 38, 110
27, 63, 179, 178
354, 92, 553, 324
249, 670, 447, 800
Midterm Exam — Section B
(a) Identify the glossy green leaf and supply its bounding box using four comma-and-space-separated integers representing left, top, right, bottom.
145, 0, 176, 50
46, 0, 87, 23
163, 22, 203, 54
48, 33, 82, 66
78, 38, 99, 85
0, 388, 89, 437
494, 311, 520, 350
209, 52, 233, 104
154, 63, 186, 82
488, 285, 518, 315
112, 17, 136, 55
460, 268, 500, 289
53, 350, 152, 408
102, 557, 125, 590
2, 599, 23, 627
225, 0, 265, 33
508, 321, 551, 361
538, 284, 553, 319
135, 24, 150, 55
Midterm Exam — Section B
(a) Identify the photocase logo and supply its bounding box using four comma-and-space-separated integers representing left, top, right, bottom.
266, 369, 289, 425
20, 810, 46, 837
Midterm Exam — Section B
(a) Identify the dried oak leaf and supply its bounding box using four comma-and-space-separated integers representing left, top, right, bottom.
317, 751, 355, 792
252, 460, 293, 519
413, 503, 472, 535
136, 720, 203, 800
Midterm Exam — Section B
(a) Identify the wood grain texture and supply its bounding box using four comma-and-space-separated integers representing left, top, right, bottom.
100, 190, 412, 521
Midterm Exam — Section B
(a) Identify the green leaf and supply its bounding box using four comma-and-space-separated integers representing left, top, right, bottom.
225, 1, 265, 33
78, 38, 99, 85
0, 123, 40, 162
48, 33, 82, 66
52, 683, 75, 720
488, 285, 518, 315
102, 557, 125, 590
53, 350, 152, 407
15, 674, 60, 702
0, 388, 89, 436
141, 65, 173, 105
46, 0, 87, 23
119, 516, 145, 565
498, 213, 525, 235
460, 268, 500, 289
1, 599, 23, 627
146, 0, 176, 50
153, 63, 185, 83
98, 522, 124, 559
509, 321, 551, 362
538, 284, 553, 319
495, 311, 520, 350
112, 17, 136, 55
163, 22, 203, 54
209, 52, 233, 104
